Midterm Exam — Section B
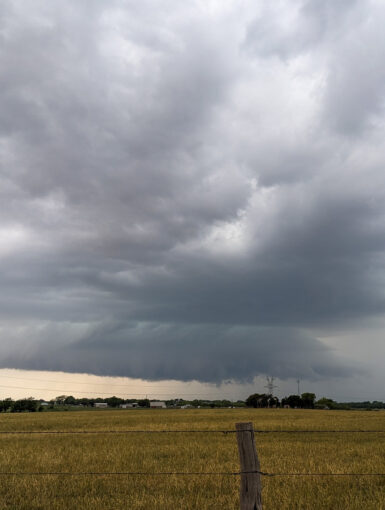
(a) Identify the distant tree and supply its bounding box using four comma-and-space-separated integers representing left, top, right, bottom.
11, 398, 38, 413
2, 398, 13, 412
78, 398, 92, 407
138, 399, 150, 408
106, 396, 123, 408
301, 393, 316, 409
315, 397, 337, 409
246, 393, 278, 408
165, 399, 180, 408
55, 395, 68, 405
247, 393, 263, 408
282, 395, 302, 408
64, 396, 76, 406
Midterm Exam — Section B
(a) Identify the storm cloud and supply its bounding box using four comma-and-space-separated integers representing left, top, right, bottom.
1, 0, 385, 384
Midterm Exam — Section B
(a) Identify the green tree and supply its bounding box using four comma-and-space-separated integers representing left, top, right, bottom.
282, 395, 302, 408
301, 393, 316, 409
246, 393, 278, 408
11, 398, 38, 413
2, 398, 13, 412
106, 396, 123, 408
55, 395, 68, 405
315, 397, 337, 409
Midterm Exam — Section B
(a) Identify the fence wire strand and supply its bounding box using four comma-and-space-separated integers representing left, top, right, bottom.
0, 429, 385, 434
0, 429, 236, 434
257, 471, 385, 477
0, 471, 242, 477
254, 430, 385, 433
0, 470, 384, 477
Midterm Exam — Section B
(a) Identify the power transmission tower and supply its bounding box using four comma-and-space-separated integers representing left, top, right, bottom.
264, 376, 277, 396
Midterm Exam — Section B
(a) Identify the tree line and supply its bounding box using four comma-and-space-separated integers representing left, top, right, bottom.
246, 392, 317, 408
0, 398, 42, 413
0, 393, 384, 412
246, 393, 385, 409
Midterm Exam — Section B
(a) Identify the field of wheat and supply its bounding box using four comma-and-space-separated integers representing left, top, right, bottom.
0, 408, 384, 509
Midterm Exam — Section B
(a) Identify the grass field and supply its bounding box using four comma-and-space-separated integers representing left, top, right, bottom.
0, 408, 384, 509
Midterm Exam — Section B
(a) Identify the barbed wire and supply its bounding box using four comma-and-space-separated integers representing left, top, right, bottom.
254, 429, 385, 433
0, 429, 236, 434
257, 471, 385, 477
0, 471, 243, 476
0, 470, 384, 477
0, 429, 384, 434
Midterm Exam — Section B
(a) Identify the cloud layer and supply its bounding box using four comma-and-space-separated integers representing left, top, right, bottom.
1, 0, 385, 383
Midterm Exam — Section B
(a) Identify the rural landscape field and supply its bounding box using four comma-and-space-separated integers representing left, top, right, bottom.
0, 409, 384, 510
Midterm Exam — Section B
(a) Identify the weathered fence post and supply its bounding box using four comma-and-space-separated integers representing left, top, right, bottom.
236, 422, 263, 510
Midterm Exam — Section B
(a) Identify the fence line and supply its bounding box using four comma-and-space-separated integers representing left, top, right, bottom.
1, 423, 385, 509
0, 471, 245, 476
1, 470, 384, 477
256, 471, 385, 477
0, 429, 384, 434
0, 429, 236, 434
254, 429, 385, 433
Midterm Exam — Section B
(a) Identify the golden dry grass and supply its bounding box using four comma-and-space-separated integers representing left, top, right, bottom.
0, 408, 384, 509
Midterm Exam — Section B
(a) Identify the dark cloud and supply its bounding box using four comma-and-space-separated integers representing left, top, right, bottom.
0, 0, 384, 384
2, 322, 353, 383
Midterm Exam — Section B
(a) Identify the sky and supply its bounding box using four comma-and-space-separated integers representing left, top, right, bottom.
1, 0, 385, 402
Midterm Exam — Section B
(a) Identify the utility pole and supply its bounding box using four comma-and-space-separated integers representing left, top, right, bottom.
297, 379, 300, 396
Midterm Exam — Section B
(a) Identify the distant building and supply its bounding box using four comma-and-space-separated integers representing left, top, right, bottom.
150, 401, 166, 409
120, 403, 139, 409
94, 403, 108, 408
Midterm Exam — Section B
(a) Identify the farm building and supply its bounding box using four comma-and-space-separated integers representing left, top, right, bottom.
94, 402, 108, 408
150, 401, 166, 409
120, 403, 139, 409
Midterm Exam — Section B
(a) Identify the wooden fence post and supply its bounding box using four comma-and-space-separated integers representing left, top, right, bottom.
236, 422, 263, 510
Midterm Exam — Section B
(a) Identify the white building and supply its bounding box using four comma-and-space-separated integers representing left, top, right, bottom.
120, 403, 139, 409
94, 402, 108, 408
150, 401, 166, 409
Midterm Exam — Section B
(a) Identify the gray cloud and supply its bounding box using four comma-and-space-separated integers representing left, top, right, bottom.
1, 322, 353, 383
245, 0, 385, 134
0, 0, 384, 385
244, 0, 359, 59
